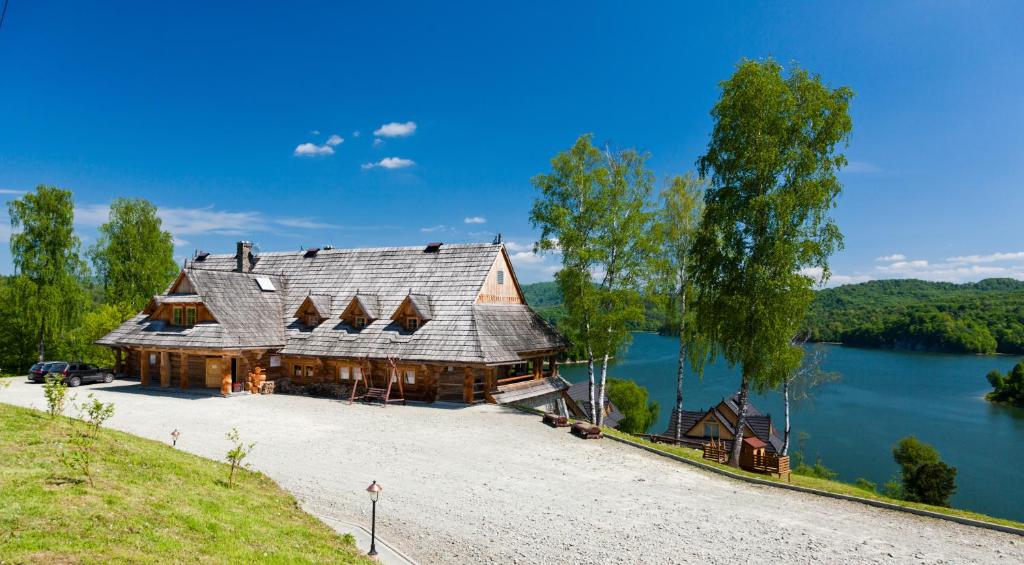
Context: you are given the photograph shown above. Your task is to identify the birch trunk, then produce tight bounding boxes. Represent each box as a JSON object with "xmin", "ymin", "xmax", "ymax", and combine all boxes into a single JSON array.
[
  {"xmin": 586, "ymin": 345, "xmax": 597, "ymax": 425},
  {"xmin": 597, "ymin": 352, "xmax": 610, "ymax": 427},
  {"xmin": 728, "ymin": 377, "xmax": 750, "ymax": 467},
  {"xmin": 674, "ymin": 285, "xmax": 687, "ymax": 440},
  {"xmin": 782, "ymin": 379, "xmax": 791, "ymax": 456},
  {"xmin": 37, "ymin": 317, "xmax": 46, "ymax": 363}
]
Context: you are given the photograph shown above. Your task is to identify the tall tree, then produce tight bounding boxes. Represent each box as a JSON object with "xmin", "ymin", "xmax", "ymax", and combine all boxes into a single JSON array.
[
  {"xmin": 89, "ymin": 197, "xmax": 178, "ymax": 310},
  {"xmin": 531, "ymin": 135, "xmax": 657, "ymax": 425},
  {"xmin": 8, "ymin": 185, "xmax": 88, "ymax": 362},
  {"xmin": 688, "ymin": 59, "xmax": 853, "ymax": 466},
  {"xmin": 780, "ymin": 338, "xmax": 840, "ymax": 455},
  {"xmin": 653, "ymin": 173, "xmax": 705, "ymax": 439}
]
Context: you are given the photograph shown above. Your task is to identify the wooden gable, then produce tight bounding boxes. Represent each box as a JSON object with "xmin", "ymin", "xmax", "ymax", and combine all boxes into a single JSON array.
[
  {"xmin": 391, "ymin": 294, "xmax": 432, "ymax": 331},
  {"xmin": 339, "ymin": 293, "xmax": 379, "ymax": 329},
  {"xmin": 476, "ymin": 246, "xmax": 525, "ymax": 304},
  {"xmin": 685, "ymin": 410, "xmax": 735, "ymax": 440},
  {"xmin": 294, "ymin": 294, "xmax": 332, "ymax": 326}
]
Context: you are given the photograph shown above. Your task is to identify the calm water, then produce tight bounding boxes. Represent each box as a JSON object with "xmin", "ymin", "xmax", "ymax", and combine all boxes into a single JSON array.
[{"xmin": 560, "ymin": 333, "xmax": 1024, "ymax": 522}]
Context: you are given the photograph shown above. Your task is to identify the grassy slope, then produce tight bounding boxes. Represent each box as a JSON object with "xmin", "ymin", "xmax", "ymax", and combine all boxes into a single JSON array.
[
  {"xmin": 600, "ymin": 427, "xmax": 1024, "ymax": 530},
  {"xmin": 0, "ymin": 402, "xmax": 369, "ymax": 564}
]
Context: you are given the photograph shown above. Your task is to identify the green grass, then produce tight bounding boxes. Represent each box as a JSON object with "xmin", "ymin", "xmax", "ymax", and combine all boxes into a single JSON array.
[
  {"xmin": 0, "ymin": 403, "xmax": 370, "ymax": 564},
  {"xmin": 601, "ymin": 427, "xmax": 1024, "ymax": 530}
]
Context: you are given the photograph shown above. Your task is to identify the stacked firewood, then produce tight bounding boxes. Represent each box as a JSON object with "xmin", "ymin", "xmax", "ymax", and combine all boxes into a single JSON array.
[{"xmin": 248, "ymin": 367, "xmax": 266, "ymax": 394}]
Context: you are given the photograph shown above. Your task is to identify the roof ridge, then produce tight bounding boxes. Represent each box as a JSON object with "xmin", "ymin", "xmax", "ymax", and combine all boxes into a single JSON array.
[{"xmin": 199, "ymin": 242, "xmax": 500, "ymax": 259}]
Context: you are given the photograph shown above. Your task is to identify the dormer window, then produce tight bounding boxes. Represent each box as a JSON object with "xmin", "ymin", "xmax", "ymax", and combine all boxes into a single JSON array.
[
  {"xmin": 185, "ymin": 307, "xmax": 197, "ymax": 327},
  {"xmin": 406, "ymin": 317, "xmax": 420, "ymax": 331},
  {"xmin": 172, "ymin": 307, "xmax": 183, "ymax": 326},
  {"xmin": 305, "ymin": 314, "xmax": 320, "ymax": 327},
  {"xmin": 355, "ymin": 316, "xmax": 367, "ymax": 329},
  {"xmin": 172, "ymin": 305, "xmax": 197, "ymax": 327}
]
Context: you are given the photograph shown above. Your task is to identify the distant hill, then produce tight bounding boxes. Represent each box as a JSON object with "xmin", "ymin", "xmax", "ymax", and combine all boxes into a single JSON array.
[{"xmin": 522, "ymin": 278, "xmax": 1024, "ymax": 355}]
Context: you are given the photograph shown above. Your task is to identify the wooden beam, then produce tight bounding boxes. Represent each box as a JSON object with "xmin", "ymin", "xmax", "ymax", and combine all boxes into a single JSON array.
[
  {"xmin": 140, "ymin": 349, "xmax": 150, "ymax": 386},
  {"xmin": 484, "ymin": 367, "xmax": 496, "ymax": 404},
  {"xmin": 220, "ymin": 356, "xmax": 232, "ymax": 396},
  {"xmin": 180, "ymin": 352, "xmax": 189, "ymax": 389},
  {"xmin": 463, "ymin": 367, "xmax": 474, "ymax": 404},
  {"xmin": 533, "ymin": 358, "xmax": 543, "ymax": 380},
  {"xmin": 159, "ymin": 351, "xmax": 171, "ymax": 387}
]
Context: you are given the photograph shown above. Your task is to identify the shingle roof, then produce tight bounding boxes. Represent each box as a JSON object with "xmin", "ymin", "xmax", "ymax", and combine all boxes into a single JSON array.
[
  {"xmin": 98, "ymin": 269, "xmax": 286, "ymax": 349},
  {"xmin": 564, "ymin": 379, "xmax": 624, "ymax": 428},
  {"xmin": 100, "ymin": 243, "xmax": 566, "ymax": 364},
  {"xmin": 663, "ymin": 398, "xmax": 784, "ymax": 454},
  {"xmin": 492, "ymin": 376, "xmax": 567, "ymax": 404}
]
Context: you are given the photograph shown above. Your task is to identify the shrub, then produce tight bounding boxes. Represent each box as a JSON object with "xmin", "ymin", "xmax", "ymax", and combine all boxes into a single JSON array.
[
  {"xmin": 892, "ymin": 435, "xmax": 957, "ymax": 506},
  {"xmin": 42, "ymin": 374, "xmax": 70, "ymax": 418},
  {"xmin": 906, "ymin": 461, "xmax": 957, "ymax": 506},
  {"xmin": 224, "ymin": 428, "xmax": 254, "ymax": 488},
  {"xmin": 853, "ymin": 477, "xmax": 877, "ymax": 493},
  {"xmin": 605, "ymin": 377, "xmax": 659, "ymax": 434},
  {"xmin": 58, "ymin": 394, "xmax": 116, "ymax": 486},
  {"xmin": 793, "ymin": 458, "xmax": 837, "ymax": 480}
]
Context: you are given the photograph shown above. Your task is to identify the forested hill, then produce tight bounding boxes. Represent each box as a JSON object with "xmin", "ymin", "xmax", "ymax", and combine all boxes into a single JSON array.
[{"xmin": 522, "ymin": 278, "xmax": 1024, "ymax": 354}]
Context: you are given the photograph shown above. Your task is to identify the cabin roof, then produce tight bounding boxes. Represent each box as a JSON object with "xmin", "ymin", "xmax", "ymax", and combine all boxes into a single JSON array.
[
  {"xmin": 665, "ymin": 395, "xmax": 785, "ymax": 454},
  {"xmin": 296, "ymin": 294, "xmax": 333, "ymax": 319},
  {"xmin": 100, "ymin": 242, "xmax": 567, "ymax": 363},
  {"xmin": 563, "ymin": 379, "xmax": 624, "ymax": 428}
]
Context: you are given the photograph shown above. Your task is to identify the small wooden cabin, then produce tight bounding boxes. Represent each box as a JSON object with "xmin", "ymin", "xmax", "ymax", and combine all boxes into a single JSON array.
[
  {"xmin": 98, "ymin": 241, "xmax": 568, "ymax": 404},
  {"xmin": 661, "ymin": 394, "xmax": 784, "ymax": 455}
]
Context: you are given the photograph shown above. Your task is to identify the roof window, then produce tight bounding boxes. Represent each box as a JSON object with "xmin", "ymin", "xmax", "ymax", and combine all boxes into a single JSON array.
[
  {"xmin": 424, "ymin": 242, "xmax": 443, "ymax": 253},
  {"xmin": 255, "ymin": 276, "xmax": 276, "ymax": 292},
  {"xmin": 304, "ymin": 247, "xmax": 321, "ymax": 257}
]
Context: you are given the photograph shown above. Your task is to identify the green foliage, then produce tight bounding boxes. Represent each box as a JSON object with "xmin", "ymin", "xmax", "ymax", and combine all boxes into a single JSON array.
[
  {"xmin": 985, "ymin": 361, "xmax": 1024, "ymax": 406},
  {"xmin": 89, "ymin": 197, "xmax": 179, "ymax": 311},
  {"xmin": 78, "ymin": 393, "xmax": 116, "ymax": 436},
  {"xmin": 7, "ymin": 186, "xmax": 90, "ymax": 362},
  {"xmin": 605, "ymin": 377, "xmax": 659, "ymax": 434},
  {"xmin": 61, "ymin": 302, "xmax": 137, "ymax": 367},
  {"xmin": 793, "ymin": 458, "xmax": 838, "ymax": 480},
  {"xmin": 225, "ymin": 428, "xmax": 255, "ymax": 488},
  {"xmin": 58, "ymin": 395, "xmax": 116, "ymax": 487},
  {"xmin": 853, "ymin": 477, "xmax": 877, "ymax": 493},
  {"xmin": 42, "ymin": 373, "xmax": 70, "ymax": 418},
  {"xmin": 804, "ymin": 278, "xmax": 1024, "ymax": 354},
  {"xmin": 688, "ymin": 58, "xmax": 853, "ymax": 400},
  {"xmin": 529, "ymin": 135, "xmax": 658, "ymax": 424},
  {"xmin": 892, "ymin": 436, "xmax": 957, "ymax": 506}
]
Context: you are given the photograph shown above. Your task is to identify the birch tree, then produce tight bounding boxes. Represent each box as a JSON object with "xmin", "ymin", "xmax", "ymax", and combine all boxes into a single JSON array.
[
  {"xmin": 688, "ymin": 59, "xmax": 853, "ymax": 466},
  {"xmin": 781, "ymin": 339, "xmax": 840, "ymax": 455},
  {"xmin": 653, "ymin": 174, "xmax": 704, "ymax": 439},
  {"xmin": 8, "ymin": 186, "xmax": 88, "ymax": 362},
  {"xmin": 531, "ymin": 135, "xmax": 656, "ymax": 425},
  {"xmin": 89, "ymin": 197, "xmax": 179, "ymax": 310}
]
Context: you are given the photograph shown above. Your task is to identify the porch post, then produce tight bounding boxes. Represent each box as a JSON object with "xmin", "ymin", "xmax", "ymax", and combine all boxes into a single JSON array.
[
  {"xmin": 140, "ymin": 349, "xmax": 150, "ymax": 386},
  {"xmin": 159, "ymin": 351, "xmax": 171, "ymax": 387},
  {"xmin": 114, "ymin": 348, "xmax": 123, "ymax": 375},
  {"xmin": 463, "ymin": 367, "xmax": 474, "ymax": 403},
  {"xmin": 533, "ymin": 358, "xmax": 543, "ymax": 380},
  {"xmin": 180, "ymin": 352, "xmax": 189, "ymax": 389}
]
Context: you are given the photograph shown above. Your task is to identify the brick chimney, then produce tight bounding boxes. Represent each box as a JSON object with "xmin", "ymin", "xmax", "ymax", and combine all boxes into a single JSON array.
[{"xmin": 236, "ymin": 240, "xmax": 254, "ymax": 273}]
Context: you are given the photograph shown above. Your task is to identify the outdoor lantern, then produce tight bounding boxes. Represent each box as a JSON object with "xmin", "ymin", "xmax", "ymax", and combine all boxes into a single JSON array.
[
  {"xmin": 366, "ymin": 480, "xmax": 383, "ymax": 557},
  {"xmin": 170, "ymin": 429, "xmax": 181, "ymax": 447}
]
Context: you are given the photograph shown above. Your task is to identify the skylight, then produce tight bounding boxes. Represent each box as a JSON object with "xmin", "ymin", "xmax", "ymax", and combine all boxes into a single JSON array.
[{"xmin": 255, "ymin": 276, "xmax": 276, "ymax": 292}]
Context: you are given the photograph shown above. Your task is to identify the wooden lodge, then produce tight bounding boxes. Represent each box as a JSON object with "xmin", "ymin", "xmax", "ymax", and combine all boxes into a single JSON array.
[
  {"xmin": 98, "ymin": 241, "xmax": 568, "ymax": 406},
  {"xmin": 659, "ymin": 395, "xmax": 785, "ymax": 455}
]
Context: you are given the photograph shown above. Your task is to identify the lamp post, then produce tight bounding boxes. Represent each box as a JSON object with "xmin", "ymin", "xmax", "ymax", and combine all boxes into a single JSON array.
[{"xmin": 366, "ymin": 480, "xmax": 383, "ymax": 558}]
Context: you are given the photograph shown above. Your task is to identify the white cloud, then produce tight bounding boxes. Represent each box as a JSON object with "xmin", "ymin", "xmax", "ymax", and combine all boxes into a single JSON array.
[
  {"xmin": 844, "ymin": 160, "xmax": 881, "ymax": 174},
  {"xmin": 294, "ymin": 142, "xmax": 335, "ymax": 156},
  {"xmin": 74, "ymin": 203, "xmax": 112, "ymax": 227},
  {"xmin": 373, "ymin": 121, "xmax": 417, "ymax": 138},
  {"xmin": 372, "ymin": 138, "xmax": 385, "ymax": 147},
  {"xmin": 800, "ymin": 266, "xmax": 873, "ymax": 288},
  {"xmin": 503, "ymin": 240, "xmax": 531, "ymax": 252},
  {"xmin": 420, "ymin": 225, "xmax": 448, "ymax": 233},
  {"xmin": 326, "ymin": 134, "xmax": 344, "ymax": 146},
  {"xmin": 875, "ymin": 254, "xmax": 906, "ymax": 262},
  {"xmin": 945, "ymin": 251, "xmax": 1024, "ymax": 265},
  {"xmin": 510, "ymin": 251, "xmax": 545, "ymax": 264},
  {"xmin": 352, "ymin": 130, "xmax": 361, "ymax": 138},
  {"xmin": 361, "ymin": 157, "xmax": 415, "ymax": 170},
  {"xmin": 0, "ymin": 188, "xmax": 26, "ymax": 195},
  {"xmin": 310, "ymin": 130, "xmax": 320, "ymax": 135},
  {"xmin": 274, "ymin": 217, "xmax": 341, "ymax": 230},
  {"xmin": 464, "ymin": 216, "xmax": 486, "ymax": 224}
]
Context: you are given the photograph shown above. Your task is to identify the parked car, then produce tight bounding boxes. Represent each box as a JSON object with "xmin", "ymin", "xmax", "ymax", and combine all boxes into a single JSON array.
[
  {"xmin": 28, "ymin": 362, "xmax": 65, "ymax": 383},
  {"xmin": 44, "ymin": 362, "xmax": 115, "ymax": 387}
]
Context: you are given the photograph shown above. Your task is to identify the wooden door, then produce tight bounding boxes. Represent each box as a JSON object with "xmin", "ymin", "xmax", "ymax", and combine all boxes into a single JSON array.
[{"xmin": 205, "ymin": 358, "xmax": 223, "ymax": 388}]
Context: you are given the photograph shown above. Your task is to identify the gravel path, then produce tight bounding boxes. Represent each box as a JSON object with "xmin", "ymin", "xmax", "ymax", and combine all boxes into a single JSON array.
[{"xmin": 3, "ymin": 379, "xmax": 1021, "ymax": 564}]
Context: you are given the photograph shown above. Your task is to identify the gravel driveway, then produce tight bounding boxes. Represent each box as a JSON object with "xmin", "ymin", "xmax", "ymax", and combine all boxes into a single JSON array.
[{"xmin": 3, "ymin": 378, "xmax": 1020, "ymax": 564}]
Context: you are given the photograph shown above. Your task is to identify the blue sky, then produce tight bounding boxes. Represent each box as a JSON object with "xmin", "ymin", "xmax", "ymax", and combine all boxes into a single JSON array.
[{"xmin": 1, "ymin": 1, "xmax": 1022, "ymax": 284}]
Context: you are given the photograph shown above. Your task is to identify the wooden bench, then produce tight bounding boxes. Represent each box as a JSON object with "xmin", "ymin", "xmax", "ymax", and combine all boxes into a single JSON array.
[
  {"xmin": 361, "ymin": 387, "xmax": 388, "ymax": 404},
  {"xmin": 571, "ymin": 422, "xmax": 602, "ymax": 439},
  {"xmin": 542, "ymin": 412, "xmax": 569, "ymax": 428}
]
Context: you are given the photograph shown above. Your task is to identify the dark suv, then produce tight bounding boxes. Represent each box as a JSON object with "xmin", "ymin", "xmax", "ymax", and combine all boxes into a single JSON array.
[
  {"xmin": 42, "ymin": 362, "xmax": 114, "ymax": 387},
  {"xmin": 28, "ymin": 362, "xmax": 66, "ymax": 383}
]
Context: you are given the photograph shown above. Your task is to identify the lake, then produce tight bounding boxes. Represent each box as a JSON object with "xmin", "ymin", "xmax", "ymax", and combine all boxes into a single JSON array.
[{"xmin": 559, "ymin": 332, "xmax": 1024, "ymax": 522}]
